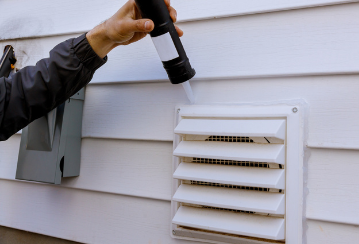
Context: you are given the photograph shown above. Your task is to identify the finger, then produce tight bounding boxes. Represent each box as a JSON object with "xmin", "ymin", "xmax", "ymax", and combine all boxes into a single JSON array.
[
  {"xmin": 168, "ymin": 6, "xmax": 177, "ymax": 23},
  {"xmin": 127, "ymin": 18, "xmax": 154, "ymax": 33},
  {"xmin": 133, "ymin": 1, "xmax": 142, "ymax": 19},
  {"xmin": 164, "ymin": 0, "xmax": 170, "ymax": 8},
  {"xmin": 123, "ymin": 0, "xmax": 137, "ymax": 13},
  {"xmin": 175, "ymin": 25, "xmax": 183, "ymax": 37}
]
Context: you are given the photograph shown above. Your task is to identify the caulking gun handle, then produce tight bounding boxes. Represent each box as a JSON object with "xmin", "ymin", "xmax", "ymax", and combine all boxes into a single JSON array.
[{"xmin": 0, "ymin": 45, "xmax": 17, "ymax": 78}]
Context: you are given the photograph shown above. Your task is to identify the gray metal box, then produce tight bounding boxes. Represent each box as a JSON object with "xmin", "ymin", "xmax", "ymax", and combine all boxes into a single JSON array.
[{"xmin": 16, "ymin": 88, "xmax": 85, "ymax": 184}]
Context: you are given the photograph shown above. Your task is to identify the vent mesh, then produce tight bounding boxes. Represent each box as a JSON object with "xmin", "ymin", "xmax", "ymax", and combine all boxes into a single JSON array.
[
  {"xmin": 181, "ymin": 203, "xmax": 256, "ymax": 214},
  {"xmin": 190, "ymin": 181, "xmax": 270, "ymax": 192},
  {"xmin": 202, "ymin": 206, "xmax": 255, "ymax": 214},
  {"xmin": 206, "ymin": 136, "xmax": 254, "ymax": 143},
  {"xmin": 192, "ymin": 158, "xmax": 270, "ymax": 168}
]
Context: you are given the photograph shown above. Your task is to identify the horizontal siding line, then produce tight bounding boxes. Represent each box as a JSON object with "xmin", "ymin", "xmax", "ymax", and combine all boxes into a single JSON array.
[
  {"xmin": 88, "ymin": 79, "xmax": 169, "ymax": 86},
  {"xmin": 15, "ymin": 134, "xmax": 359, "ymax": 150},
  {"xmin": 306, "ymin": 216, "xmax": 359, "ymax": 226},
  {"xmin": 80, "ymin": 137, "xmax": 359, "ymax": 150},
  {"xmin": 88, "ymin": 71, "xmax": 359, "ymax": 85},
  {"xmin": 81, "ymin": 137, "xmax": 359, "ymax": 150},
  {"xmin": 81, "ymin": 135, "xmax": 173, "ymax": 142},
  {"xmin": 178, "ymin": 0, "xmax": 359, "ymax": 23},
  {"xmin": 0, "ymin": 31, "xmax": 86, "ymax": 42},
  {"xmin": 13, "ymin": 133, "xmax": 173, "ymax": 141},
  {"xmin": 0, "ymin": 177, "xmax": 171, "ymax": 202},
  {"xmin": 307, "ymin": 142, "xmax": 359, "ymax": 150},
  {"xmin": 1, "ymin": 1, "xmax": 359, "ymax": 41}
]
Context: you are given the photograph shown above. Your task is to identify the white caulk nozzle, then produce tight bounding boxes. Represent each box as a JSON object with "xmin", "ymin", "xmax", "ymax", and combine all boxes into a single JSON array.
[{"xmin": 181, "ymin": 81, "xmax": 195, "ymax": 104}]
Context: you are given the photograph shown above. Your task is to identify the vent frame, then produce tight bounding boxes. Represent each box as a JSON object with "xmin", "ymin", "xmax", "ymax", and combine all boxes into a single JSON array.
[{"xmin": 171, "ymin": 105, "xmax": 303, "ymax": 244}]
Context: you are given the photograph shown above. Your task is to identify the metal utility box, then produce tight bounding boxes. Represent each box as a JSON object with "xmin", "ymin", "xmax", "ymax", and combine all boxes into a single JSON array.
[{"xmin": 16, "ymin": 88, "xmax": 85, "ymax": 184}]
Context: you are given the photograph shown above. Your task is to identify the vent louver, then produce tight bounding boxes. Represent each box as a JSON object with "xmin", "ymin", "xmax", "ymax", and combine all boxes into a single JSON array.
[
  {"xmin": 172, "ymin": 118, "xmax": 286, "ymax": 241},
  {"xmin": 171, "ymin": 105, "xmax": 303, "ymax": 244},
  {"xmin": 171, "ymin": 107, "xmax": 295, "ymax": 243}
]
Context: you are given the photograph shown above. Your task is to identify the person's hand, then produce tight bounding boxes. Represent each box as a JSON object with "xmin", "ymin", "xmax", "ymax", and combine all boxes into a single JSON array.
[
  {"xmin": 86, "ymin": 0, "xmax": 183, "ymax": 58},
  {"xmin": 105, "ymin": 0, "xmax": 183, "ymax": 45}
]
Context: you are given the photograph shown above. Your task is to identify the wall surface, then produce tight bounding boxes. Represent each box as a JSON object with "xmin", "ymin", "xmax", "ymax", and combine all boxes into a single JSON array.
[{"xmin": 1, "ymin": 0, "xmax": 359, "ymax": 243}]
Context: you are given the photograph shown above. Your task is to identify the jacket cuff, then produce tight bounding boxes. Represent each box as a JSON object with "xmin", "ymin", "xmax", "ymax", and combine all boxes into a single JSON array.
[{"xmin": 72, "ymin": 33, "xmax": 107, "ymax": 71}]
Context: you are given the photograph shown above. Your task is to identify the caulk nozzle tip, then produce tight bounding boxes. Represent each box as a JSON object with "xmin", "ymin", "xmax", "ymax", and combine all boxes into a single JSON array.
[{"xmin": 181, "ymin": 81, "xmax": 195, "ymax": 104}]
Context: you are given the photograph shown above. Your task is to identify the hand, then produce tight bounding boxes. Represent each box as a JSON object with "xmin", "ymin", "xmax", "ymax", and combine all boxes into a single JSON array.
[{"xmin": 86, "ymin": 0, "xmax": 183, "ymax": 58}]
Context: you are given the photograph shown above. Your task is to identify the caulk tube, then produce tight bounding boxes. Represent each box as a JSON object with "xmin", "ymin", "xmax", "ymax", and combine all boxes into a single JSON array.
[{"xmin": 135, "ymin": 0, "xmax": 196, "ymax": 84}]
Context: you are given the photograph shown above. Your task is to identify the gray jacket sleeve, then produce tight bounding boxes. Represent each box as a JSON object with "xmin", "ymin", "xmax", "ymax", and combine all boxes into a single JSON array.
[{"xmin": 0, "ymin": 33, "xmax": 106, "ymax": 141}]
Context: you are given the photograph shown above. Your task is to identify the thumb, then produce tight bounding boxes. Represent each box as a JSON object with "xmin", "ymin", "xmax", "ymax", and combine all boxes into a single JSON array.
[{"xmin": 128, "ymin": 19, "xmax": 154, "ymax": 33}]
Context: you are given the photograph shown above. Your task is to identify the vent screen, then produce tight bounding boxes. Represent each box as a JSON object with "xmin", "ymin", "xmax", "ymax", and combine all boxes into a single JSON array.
[
  {"xmin": 206, "ymin": 136, "xmax": 254, "ymax": 143},
  {"xmin": 192, "ymin": 158, "xmax": 270, "ymax": 168},
  {"xmin": 189, "ymin": 180, "xmax": 271, "ymax": 192}
]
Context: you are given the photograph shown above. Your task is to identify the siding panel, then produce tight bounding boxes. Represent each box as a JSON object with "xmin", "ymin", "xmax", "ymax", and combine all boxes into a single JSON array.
[
  {"xmin": 64, "ymin": 138, "xmax": 173, "ymax": 200},
  {"xmin": 193, "ymin": 76, "xmax": 359, "ymax": 149},
  {"xmin": 0, "ymin": 179, "xmax": 198, "ymax": 244},
  {"xmin": 306, "ymin": 149, "xmax": 359, "ymax": 225},
  {"xmin": 1, "ymin": 0, "xmax": 358, "ymax": 40},
  {"xmin": 82, "ymin": 75, "xmax": 359, "ymax": 148},
  {"xmin": 2, "ymin": 3, "xmax": 359, "ymax": 83},
  {"xmin": 0, "ymin": 34, "xmax": 75, "ymax": 70},
  {"xmin": 2, "ymin": 136, "xmax": 359, "ymax": 226},
  {"xmin": 0, "ymin": 137, "xmax": 173, "ymax": 200},
  {"xmin": 0, "ymin": 135, "xmax": 20, "ymax": 180},
  {"xmin": 307, "ymin": 220, "xmax": 359, "ymax": 244},
  {"xmin": 1, "ymin": 179, "xmax": 359, "ymax": 244},
  {"xmin": 4, "ymin": 76, "xmax": 358, "ymax": 153},
  {"xmin": 82, "ymin": 83, "xmax": 188, "ymax": 141}
]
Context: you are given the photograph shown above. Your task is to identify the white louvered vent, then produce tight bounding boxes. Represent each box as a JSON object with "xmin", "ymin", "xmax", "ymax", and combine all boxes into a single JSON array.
[{"xmin": 171, "ymin": 105, "xmax": 303, "ymax": 244}]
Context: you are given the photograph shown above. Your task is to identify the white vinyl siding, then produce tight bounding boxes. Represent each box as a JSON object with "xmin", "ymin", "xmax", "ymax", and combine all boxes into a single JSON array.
[
  {"xmin": 0, "ymin": 179, "xmax": 199, "ymax": 244},
  {"xmin": 1, "ymin": 3, "xmax": 359, "ymax": 84},
  {"xmin": 1, "ymin": 0, "xmax": 358, "ymax": 40},
  {"xmin": 2, "ymin": 136, "xmax": 359, "ymax": 227}
]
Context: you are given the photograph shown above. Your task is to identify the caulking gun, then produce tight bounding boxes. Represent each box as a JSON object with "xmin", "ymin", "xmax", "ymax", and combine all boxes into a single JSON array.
[{"xmin": 135, "ymin": 0, "xmax": 196, "ymax": 103}]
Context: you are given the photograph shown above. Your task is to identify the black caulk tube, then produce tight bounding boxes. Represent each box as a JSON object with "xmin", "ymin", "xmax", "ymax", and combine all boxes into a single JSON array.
[{"xmin": 135, "ymin": 0, "xmax": 196, "ymax": 84}]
